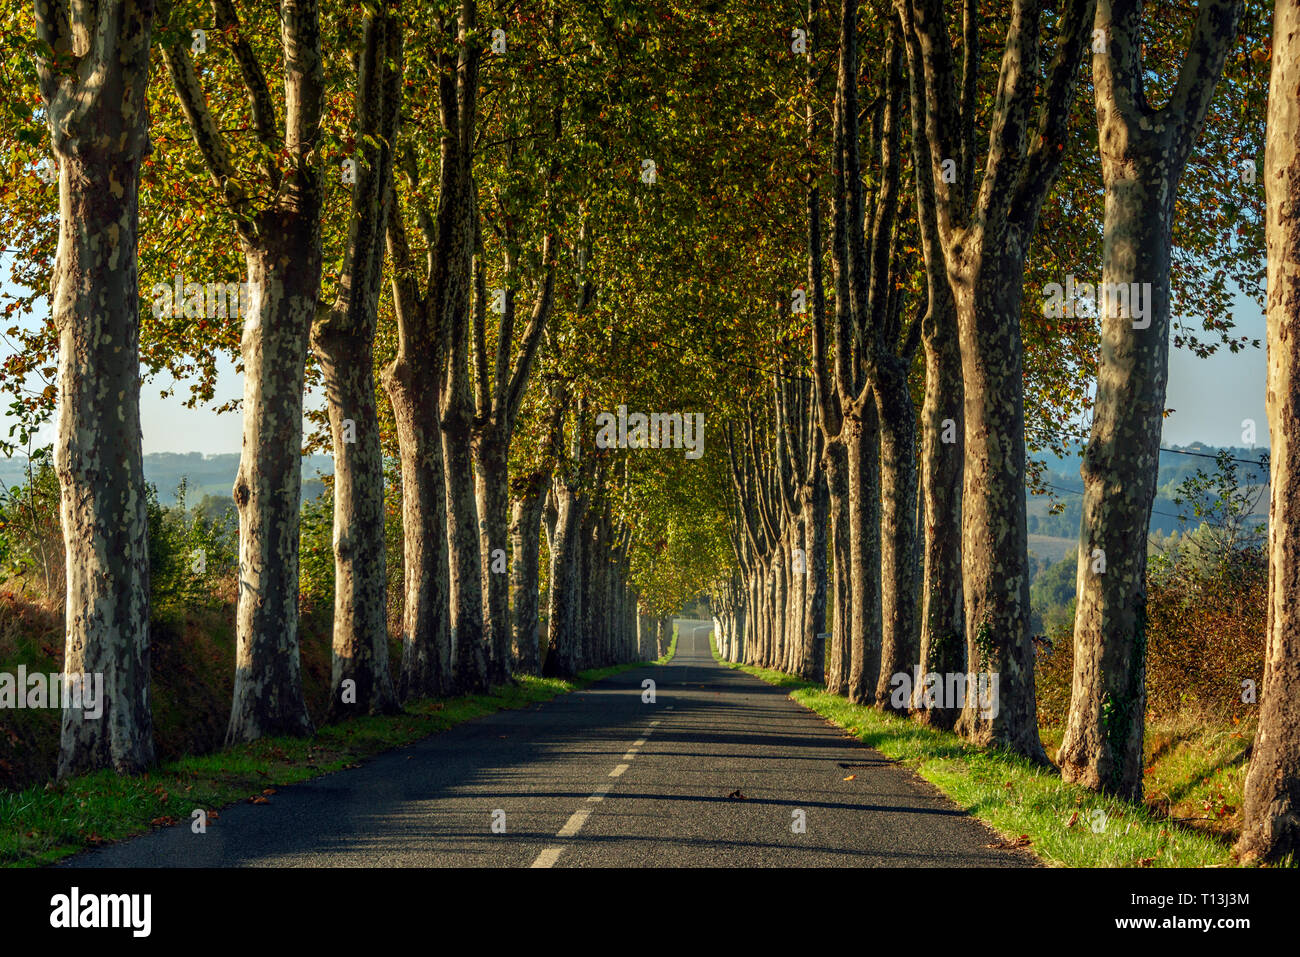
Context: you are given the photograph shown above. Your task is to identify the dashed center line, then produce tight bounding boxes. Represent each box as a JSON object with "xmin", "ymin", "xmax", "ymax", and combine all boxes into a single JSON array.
[
  {"xmin": 528, "ymin": 723, "xmax": 659, "ymax": 867},
  {"xmin": 557, "ymin": 807, "xmax": 592, "ymax": 837},
  {"xmin": 530, "ymin": 847, "xmax": 563, "ymax": 868}
]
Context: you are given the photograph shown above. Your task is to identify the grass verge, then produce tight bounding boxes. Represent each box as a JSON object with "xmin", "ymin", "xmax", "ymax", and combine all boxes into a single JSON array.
[
  {"xmin": 708, "ymin": 638, "xmax": 1239, "ymax": 868},
  {"xmin": 655, "ymin": 625, "xmax": 679, "ymax": 664},
  {"xmin": 1, "ymin": 663, "xmax": 639, "ymax": 868}
]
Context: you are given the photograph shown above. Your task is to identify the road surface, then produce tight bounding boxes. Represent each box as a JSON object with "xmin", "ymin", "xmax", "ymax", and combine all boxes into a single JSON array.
[{"xmin": 63, "ymin": 621, "xmax": 1035, "ymax": 867}]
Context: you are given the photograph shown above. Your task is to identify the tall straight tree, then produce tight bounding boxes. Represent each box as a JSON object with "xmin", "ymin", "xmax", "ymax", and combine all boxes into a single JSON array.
[
  {"xmin": 901, "ymin": 0, "xmax": 966, "ymax": 729},
  {"xmin": 385, "ymin": 154, "xmax": 453, "ymax": 700},
  {"xmin": 509, "ymin": 391, "xmax": 567, "ymax": 674},
  {"xmin": 1237, "ymin": 0, "xmax": 1300, "ymax": 865},
  {"xmin": 470, "ymin": 197, "xmax": 557, "ymax": 685},
  {"xmin": 382, "ymin": 3, "xmax": 486, "ymax": 698},
  {"xmin": 311, "ymin": 3, "xmax": 404, "ymax": 719},
  {"xmin": 37, "ymin": 0, "xmax": 157, "ymax": 777},
  {"xmin": 161, "ymin": 0, "xmax": 324, "ymax": 742},
  {"xmin": 1059, "ymin": 0, "xmax": 1243, "ymax": 800},
  {"xmin": 801, "ymin": 0, "xmax": 851, "ymax": 694},
  {"xmin": 544, "ymin": 396, "xmax": 596, "ymax": 678},
  {"xmin": 827, "ymin": 0, "xmax": 893, "ymax": 704},
  {"xmin": 899, "ymin": 0, "xmax": 1096, "ymax": 758},
  {"xmin": 437, "ymin": 0, "xmax": 489, "ymax": 694}
]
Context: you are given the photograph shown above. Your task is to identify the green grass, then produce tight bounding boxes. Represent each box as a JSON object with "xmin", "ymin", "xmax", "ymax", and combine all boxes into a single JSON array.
[
  {"xmin": 708, "ymin": 637, "xmax": 1240, "ymax": 868},
  {"xmin": 655, "ymin": 625, "xmax": 679, "ymax": 664},
  {"xmin": 1, "ymin": 664, "xmax": 639, "ymax": 868}
]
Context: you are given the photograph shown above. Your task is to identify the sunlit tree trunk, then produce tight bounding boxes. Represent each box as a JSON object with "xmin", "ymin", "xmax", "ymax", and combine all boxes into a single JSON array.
[
  {"xmin": 1060, "ymin": 0, "xmax": 1242, "ymax": 799},
  {"xmin": 1237, "ymin": 0, "xmax": 1300, "ymax": 863},
  {"xmin": 41, "ymin": 0, "xmax": 158, "ymax": 777}
]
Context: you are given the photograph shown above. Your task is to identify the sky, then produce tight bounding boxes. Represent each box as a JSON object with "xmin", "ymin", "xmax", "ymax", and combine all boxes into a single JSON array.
[{"xmin": 1161, "ymin": 287, "xmax": 1270, "ymax": 450}]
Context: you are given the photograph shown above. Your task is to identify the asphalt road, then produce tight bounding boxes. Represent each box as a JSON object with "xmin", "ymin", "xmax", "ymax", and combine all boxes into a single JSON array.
[{"xmin": 63, "ymin": 621, "xmax": 1036, "ymax": 868}]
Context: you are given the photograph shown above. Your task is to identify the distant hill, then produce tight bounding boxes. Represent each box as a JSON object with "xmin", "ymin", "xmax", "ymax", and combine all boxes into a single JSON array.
[
  {"xmin": 0, "ymin": 452, "xmax": 334, "ymax": 506},
  {"xmin": 1027, "ymin": 442, "xmax": 1269, "ymax": 542}
]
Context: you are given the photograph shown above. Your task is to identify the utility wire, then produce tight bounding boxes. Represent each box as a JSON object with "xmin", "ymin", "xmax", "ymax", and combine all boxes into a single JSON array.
[{"xmin": 1026, "ymin": 423, "xmax": 1269, "ymax": 470}]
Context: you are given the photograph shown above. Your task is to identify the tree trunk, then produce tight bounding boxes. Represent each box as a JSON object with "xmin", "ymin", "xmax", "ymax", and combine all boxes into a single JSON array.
[
  {"xmin": 1060, "ymin": 0, "xmax": 1242, "ymax": 800},
  {"xmin": 316, "ymin": 325, "xmax": 399, "ymax": 719},
  {"xmin": 846, "ymin": 398, "xmax": 882, "ymax": 704},
  {"xmin": 46, "ymin": 0, "xmax": 158, "ymax": 774},
  {"xmin": 825, "ymin": 440, "xmax": 851, "ymax": 694},
  {"xmin": 800, "ymin": 476, "xmax": 829, "ymax": 681},
  {"xmin": 226, "ymin": 222, "xmax": 321, "ymax": 744},
  {"xmin": 510, "ymin": 483, "xmax": 547, "ymax": 674},
  {"xmin": 543, "ymin": 482, "xmax": 586, "ymax": 678},
  {"xmin": 384, "ymin": 357, "xmax": 453, "ymax": 699},
  {"xmin": 443, "ymin": 419, "xmax": 488, "ymax": 692},
  {"xmin": 915, "ymin": 320, "xmax": 965, "ymax": 729},
  {"xmin": 949, "ymin": 253, "xmax": 1045, "ymax": 761},
  {"xmin": 875, "ymin": 357, "xmax": 920, "ymax": 709},
  {"xmin": 1238, "ymin": 0, "xmax": 1300, "ymax": 863},
  {"xmin": 311, "ymin": 10, "xmax": 402, "ymax": 721},
  {"xmin": 473, "ymin": 433, "xmax": 512, "ymax": 684}
]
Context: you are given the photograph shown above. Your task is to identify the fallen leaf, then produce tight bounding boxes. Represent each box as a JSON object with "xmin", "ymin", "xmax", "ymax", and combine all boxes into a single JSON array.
[
  {"xmin": 249, "ymin": 795, "xmax": 270, "ymax": 805},
  {"xmin": 1066, "ymin": 811, "xmax": 1080, "ymax": 828},
  {"xmin": 843, "ymin": 774, "xmax": 856, "ymax": 781}
]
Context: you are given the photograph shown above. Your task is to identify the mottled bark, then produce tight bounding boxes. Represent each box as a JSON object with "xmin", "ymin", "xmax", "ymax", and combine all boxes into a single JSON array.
[
  {"xmin": 1237, "ymin": 0, "xmax": 1300, "ymax": 865},
  {"xmin": 385, "ymin": 353, "xmax": 452, "ymax": 699},
  {"xmin": 948, "ymin": 254, "xmax": 1040, "ymax": 757},
  {"xmin": 312, "ymin": 8, "xmax": 402, "ymax": 720},
  {"xmin": 543, "ymin": 479, "xmax": 587, "ymax": 678},
  {"xmin": 227, "ymin": 221, "xmax": 321, "ymax": 743},
  {"xmin": 845, "ymin": 399, "xmax": 883, "ymax": 705},
  {"xmin": 901, "ymin": 0, "xmax": 964, "ymax": 729},
  {"xmin": 41, "ymin": 0, "xmax": 158, "ymax": 777},
  {"xmin": 825, "ymin": 442, "xmax": 851, "ymax": 695},
  {"xmin": 161, "ymin": 0, "xmax": 326, "ymax": 744},
  {"xmin": 443, "ymin": 415, "xmax": 488, "ymax": 692},
  {"xmin": 901, "ymin": 0, "xmax": 1095, "ymax": 759},
  {"xmin": 1060, "ymin": 0, "xmax": 1242, "ymax": 800},
  {"xmin": 915, "ymin": 326, "xmax": 965, "ymax": 728},
  {"xmin": 799, "ymin": 475, "xmax": 829, "ymax": 681},
  {"xmin": 875, "ymin": 355, "xmax": 920, "ymax": 710},
  {"xmin": 509, "ymin": 483, "xmax": 547, "ymax": 674},
  {"xmin": 472, "ymin": 433, "xmax": 511, "ymax": 683}
]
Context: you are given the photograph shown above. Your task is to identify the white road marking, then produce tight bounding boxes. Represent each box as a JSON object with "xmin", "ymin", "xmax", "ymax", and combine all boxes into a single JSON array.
[
  {"xmin": 587, "ymin": 790, "xmax": 607, "ymax": 803},
  {"xmin": 622, "ymin": 751, "xmax": 637, "ymax": 761},
  {"xmin": 557, "ymin": 807, "xmax": 592, "ymax": 837},
  {"xmin": 633, "ymin": 738, "xmax": 646, "ymax": 747},
  {"xmin": 649, "ymin": 720, "xmax": 661, "ymax": 726},
  {"xmin": 609, "ymin": 763, "xmax": 629, "ymax": 777},
  {"xmin": 531, "ymin": 847, "xmax": 563, "ymax": 868}
]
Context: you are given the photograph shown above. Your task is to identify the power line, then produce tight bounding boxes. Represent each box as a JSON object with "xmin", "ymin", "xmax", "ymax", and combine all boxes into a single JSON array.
[
  {"xmin": 1036, "ymin": 482, "xmax": 1186, "ymax": 523},
  {"xmin": 1026, "ymin": 423, "xmax": 1269, "ymax": 470}
]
